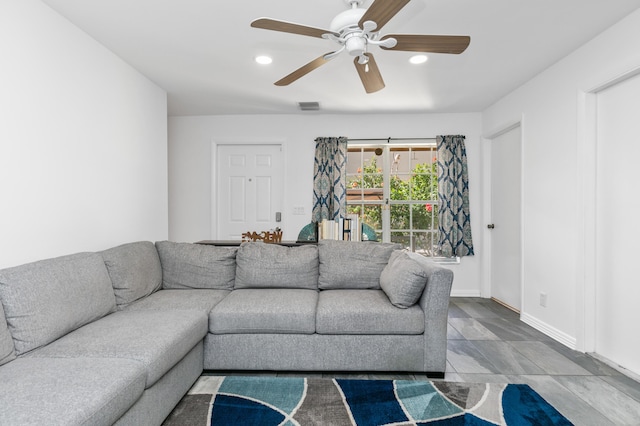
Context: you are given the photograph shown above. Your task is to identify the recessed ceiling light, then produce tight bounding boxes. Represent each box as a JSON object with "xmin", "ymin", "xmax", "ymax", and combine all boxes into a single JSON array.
[
  {"xmin": 255, "ymin": 55, "xmax": 273, "ymax": 65},
  {"xmin": 409, "ymin": 55, "xmax": 428, "ymax": 65}
]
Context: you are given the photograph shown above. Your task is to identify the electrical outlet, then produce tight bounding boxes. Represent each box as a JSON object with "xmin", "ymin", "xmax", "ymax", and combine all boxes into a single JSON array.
[
  {"xmin": 292, "ymin": 206, "xmax": 305, "ymax": 215},
  {"xmin": 539, "ymin": 292, "xmax": 548, "ymax": 308}
]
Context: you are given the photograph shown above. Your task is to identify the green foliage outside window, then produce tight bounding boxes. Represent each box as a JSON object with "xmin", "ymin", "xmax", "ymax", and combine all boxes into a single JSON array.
[{"xmin": 347, "ymin": 155, "xmax": 440, "ymax": 254}]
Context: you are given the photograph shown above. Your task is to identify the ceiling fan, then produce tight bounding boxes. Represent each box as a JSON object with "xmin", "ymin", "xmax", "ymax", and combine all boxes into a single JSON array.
[{"xmin": 251, "ymin": 0, "xmax": 470, "ymax": 93}]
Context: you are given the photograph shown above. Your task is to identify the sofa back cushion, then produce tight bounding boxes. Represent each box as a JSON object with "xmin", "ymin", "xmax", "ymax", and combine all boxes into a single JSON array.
[
  {"xmin": 101, "ymin": 241, "xmax": 162, "ymax": 309},
  {"xmin": 156, "ymin": 241, "xmax": 237, "ymax": 290},
  {"xmin": 318, "ymin": 240, "xmax": 401, "ymax": 289},
  {"xmin": 0, "ymin": 252, "xmax": 116, "ymax": 355},
  {"xmin": 0, "ymin": 302, "xmax": 16, "ymax": 366},
  {"xmin": 380, "ymin": 250, "xmax": 429, "ymax": 308},
  {"xmin": 235, "ymin": 242, "xmax": 318, "ymax": 289}
]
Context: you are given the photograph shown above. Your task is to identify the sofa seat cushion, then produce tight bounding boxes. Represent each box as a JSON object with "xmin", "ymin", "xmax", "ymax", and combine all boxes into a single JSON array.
[
  {"xmin": 316, "ymin": 290, "xmax": 425, "ymax": 335},
  {"xmin": 0, "ymin": 252, "xmax": 116, "ymax": 355},
  {"xmin": 25, "ymin": 310, "xmax": 207, "ymax": 388},
  {"xmin": 124, "ymin": 289, "xmax": 230, "ymax": 313},
  {"xmin": 101, "ymin": 241, "xmax": 162, "ymax": 309},
  {"xmin": 210, "ymin": 289, "xmax": 318, "ymax": 334},
  {"xmin": 156, "ymin": 241, "xmax": 237, "ymax": 290},
  {"xmin": 0, "ymin": 302, "xmax": 15, "ymax": 366},
  {"xmin": 0, "ymin": 357, "xmax": 145, "ymax": 426},
  {"xmin": 235, "ymin": 243, "xmax": 319, "ymax": 290},
  {"xmin": 318, "ymin": 240, "xmax": 401, "ymax": 290}
]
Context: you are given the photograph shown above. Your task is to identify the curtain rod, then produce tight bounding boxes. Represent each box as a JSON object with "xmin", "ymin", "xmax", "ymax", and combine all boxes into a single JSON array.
[{"xmin": 347, "ymin": 137, "xmax": 436, "ymax": 142}]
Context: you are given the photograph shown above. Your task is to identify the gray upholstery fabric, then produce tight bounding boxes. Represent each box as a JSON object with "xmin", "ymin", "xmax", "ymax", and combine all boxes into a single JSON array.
[
  {"xmin": 102, "ymin": 241, "xmax": 162, "ymax": 309},
  {"xmin": 380, "ymin": 250, "xmax": 429, "ymax": 308},
  {"xmin": 318, "ymin": 240, "xmax": 401, "ymax": 289},
  {"xmin": 26, "ymin": 310, "xmax": 207, "ymax": 388},
  {"xmin": 0, "ymin": 302, "xmax": 16, "ymax": 366},
  {"xmin": 414, "ymin": 253, "xmax": 454, "ymax": 372},
  {"xmin": 124, "ymin": 289, "xmax": 230, "ymax": 313},
  {"xmin": 0, "ymin": 357, "xmax": 145, "ymax": 426},
  {"xmin": 235, "ymin": 242, "xmax": 319, "ymax": 289},
  {"xmin": 115, "ymin": 342, "xmax": 203, "ymax": 426},
  {"xmin": 156, "ymin": 241, "xmax": 237, "ymax": 290},
  {"xmin": 0, "ymin": 252, "xmax": 116, "ymax": 355},
  {"xmin": 205, "ymin": 333, "xmax": 424, "ymax": 372},
  {"xmin": 210, "ymin": 289, "xmax": 318, "ymax": 334},
  {"xmin": 316, "ymin": 290, "xmax": 424, "ymax": 334}
]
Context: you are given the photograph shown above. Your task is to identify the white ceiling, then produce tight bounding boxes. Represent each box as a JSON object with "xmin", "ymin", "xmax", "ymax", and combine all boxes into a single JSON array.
[{"xmin": 41, "ymin": 0, "xmax": 640, "ymax": 116}]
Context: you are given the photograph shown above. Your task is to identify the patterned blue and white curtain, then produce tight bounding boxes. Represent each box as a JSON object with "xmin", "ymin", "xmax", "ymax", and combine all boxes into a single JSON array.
[
  {"xmin": 312, "ymin": 137, "xmax": 347, "ymax": 222},
  {"xmin": 437, "ymin": 135, "xmax": 474, "ymax": 257}
]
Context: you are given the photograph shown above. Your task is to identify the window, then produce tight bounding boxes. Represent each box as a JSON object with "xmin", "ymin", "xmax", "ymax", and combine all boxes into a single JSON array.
[{"xmin": 347, "ymin": 141, "xmax": 443, "ymax": 257}]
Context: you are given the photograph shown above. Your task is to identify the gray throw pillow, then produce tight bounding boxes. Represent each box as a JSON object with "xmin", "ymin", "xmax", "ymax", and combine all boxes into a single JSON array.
[
  {"xmin": 0, "ymin": 302, "xmax": 16, "ymax": 366},
  {"xmin": 235, "ymin": 242, "xmax": 319, "ymax": 289},
  {"xmin": 156, "ymin": 241, "xmax": 237, "ymax": 290},
  {"xmin": 380, "ymin": 250, "xmax": 429, "ymax": 308},
  {"xmin": 0, "ymin": 252, "xmax": 116, "ymax": 355},
  {"xmin": 318, "ymin": 240, "xmax": 401, "ymax": 289},
  {"xmin": 102, "ymin": 241, "xmax": 162, "ymax": 309}
]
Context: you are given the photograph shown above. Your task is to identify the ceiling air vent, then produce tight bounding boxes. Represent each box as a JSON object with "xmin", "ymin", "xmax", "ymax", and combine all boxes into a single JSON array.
[{"xmin": 298, "ymin": 102, "xmax": 320, "ymax": 111}]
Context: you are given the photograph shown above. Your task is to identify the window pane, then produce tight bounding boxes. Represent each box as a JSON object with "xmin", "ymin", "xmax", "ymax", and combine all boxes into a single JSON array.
[
  {"xmin": 391, "ymin": 231, "xmax": 410, "ymax": 250},
  {"xmin": 389, "ymin": 175, "xmax": 409, "ymax": 201},
  {"xmin": 414, "ymin": 232, "xmax": 437, "ymax": 256},
  {"xmin": 361, "ymin": 204, "xmax": 382, "ymax": 230},
  {"xmin": 410, "ymin": 161, "xmax": 438, "ymax": 201},
  {"xmin": 411, "ymin": 203, "xmax": 437, "ymax": 230},
  {"xmin": 390, "ymin": 204, "xmax": 410, "ymax": 229}
]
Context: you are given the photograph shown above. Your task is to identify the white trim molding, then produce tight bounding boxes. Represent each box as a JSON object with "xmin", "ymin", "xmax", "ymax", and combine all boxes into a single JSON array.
[
  {"xmin": 521, "ymin": 312, "xmax": 577, "ymax": 350},
  {"xmin": 451, "ymin": 290, "xmax": 482, "ymax": 298}
]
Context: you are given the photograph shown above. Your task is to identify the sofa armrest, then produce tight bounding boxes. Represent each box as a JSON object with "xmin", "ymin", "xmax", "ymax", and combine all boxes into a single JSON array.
[{"xmin": 413, "ymin": 256, "xmax": 454, "ymax": 373}]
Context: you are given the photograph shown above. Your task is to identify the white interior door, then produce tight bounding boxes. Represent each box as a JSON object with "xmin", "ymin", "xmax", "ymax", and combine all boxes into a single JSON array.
[
  {"xmin": 216, "ymin": 144, "xmax": 283, "ymax": 240},
  {"xmin": 490, "ymin": 126, "xmax": 522, "ymax": 311},
  {"xmin": 595, "ymin": 73, "xmax": 640, "ymax": 376}
]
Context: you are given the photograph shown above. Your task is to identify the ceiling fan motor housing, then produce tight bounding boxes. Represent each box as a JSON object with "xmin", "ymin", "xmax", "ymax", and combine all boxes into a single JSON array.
[{"xmin": 329, "ymin": 8, "xmax": 366, "ymax": 33}]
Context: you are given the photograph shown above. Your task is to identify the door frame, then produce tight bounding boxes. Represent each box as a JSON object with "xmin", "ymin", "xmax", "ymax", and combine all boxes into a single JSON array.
[
  {"xmin": 577, "ymin": 66, "xmax": 640, "ymax": 353},
  {"xmin": 210, "ymin": 140, "xmax": 286, "ymax": 240},
  {"xmin": 482, "ymin": 117, "xmax": 525, "ymax": 311}
]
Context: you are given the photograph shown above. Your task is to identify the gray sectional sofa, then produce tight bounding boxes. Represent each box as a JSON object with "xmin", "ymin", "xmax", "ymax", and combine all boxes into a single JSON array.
[{"xmin": 0, "ymin": 239, "xmax": 454, "ymax": 426}]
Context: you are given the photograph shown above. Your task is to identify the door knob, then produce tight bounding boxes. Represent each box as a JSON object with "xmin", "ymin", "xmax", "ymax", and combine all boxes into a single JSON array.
[{"xmin": 487, "ymin": 224, "xmax": 495, "ymax": 229}]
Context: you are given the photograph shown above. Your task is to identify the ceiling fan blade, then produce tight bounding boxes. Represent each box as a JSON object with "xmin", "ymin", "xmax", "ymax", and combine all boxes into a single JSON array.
[
  {"xmin": 275, "ymin": 53, "xmax": 334, "ymax": 86},
  {"xmin": 381, "ymin": 34, "xmax": 470, "ymax": 54},
  {"xmin": 359, "ymin": 0, "xmax": 411, "ymax": 31},
  {"xmin": 251, "ymin": 18, "xmax": 337, "ymax": 39},
  {"xmin": 354, "ymin": 54, "xmax": 385, "ymax": 94}
]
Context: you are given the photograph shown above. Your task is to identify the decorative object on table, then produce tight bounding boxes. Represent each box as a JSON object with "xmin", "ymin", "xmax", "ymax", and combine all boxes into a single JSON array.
[
  {"xmin": 296, "ymin": 222, "xmax": 318, "ymax": 242},
  {"xmin": 297, "ymin": 220, "xmax": 378, "ymax": 242},
  {"xmin": 361, "ymin": 223, "xmax": 377, "ymax": 241},
  {"xmin": 163, "ymin": 376, "xmax": 572, "ymax": 426},
  {"xmin": 241, "ymin": 229, "xmax": 282, "ymax": 243}
]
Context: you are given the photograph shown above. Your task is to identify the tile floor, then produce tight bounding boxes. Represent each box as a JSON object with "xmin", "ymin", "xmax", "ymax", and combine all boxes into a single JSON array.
[
  {"xmin": 207, "ymin": 297, "xmax": 640, "ymax": 425},
  {"xmin": 442, "ymin": 297, "xmax": 640, "ymax": 425}
]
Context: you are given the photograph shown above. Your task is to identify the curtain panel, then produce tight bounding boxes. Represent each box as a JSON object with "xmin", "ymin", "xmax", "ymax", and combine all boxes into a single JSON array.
[
  {"xmin": 437, "ymin": 135, "xmax": 474, "ymax": 257},
  {"xmin": 312, "ymin": 136, "xmax": 348, "ymax": 222}
]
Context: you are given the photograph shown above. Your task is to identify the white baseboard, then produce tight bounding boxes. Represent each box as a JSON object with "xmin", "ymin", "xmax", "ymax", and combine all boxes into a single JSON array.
[
  {"xmin": 450, "ymin": 290, "xmax": 482, "ymax": 298},
  {"xmin": 520, "ymin": 312, "xmax": 577, "ymax": 350}
]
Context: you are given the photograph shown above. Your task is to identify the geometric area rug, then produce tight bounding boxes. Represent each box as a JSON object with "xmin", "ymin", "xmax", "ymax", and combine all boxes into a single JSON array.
[{"xmin": 162, "ymin": 376, "xmax": 573, "ymax": 425}]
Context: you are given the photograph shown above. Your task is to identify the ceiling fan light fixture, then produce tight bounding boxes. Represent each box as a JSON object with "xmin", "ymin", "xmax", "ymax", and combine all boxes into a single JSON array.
[
  {"xmin": 255, "ymin": 55, "xmax": 273, "ymax": 65},
  {"xmin": 409, "ymin": 54, "xmax": 428, "ymax": 64}
]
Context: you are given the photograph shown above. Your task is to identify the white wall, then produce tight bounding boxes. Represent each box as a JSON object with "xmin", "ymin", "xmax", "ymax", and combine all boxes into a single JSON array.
[
  {"xmin": 0, "ymin": 1, "xmax": 168, "ymax": 269},
  {"xmin": 168, "ymin": 113, "xmax": 484, "ymax": 295},
  {"xmin": 482, "ymin": 9, "xmax": 640, "ymax": 352}
]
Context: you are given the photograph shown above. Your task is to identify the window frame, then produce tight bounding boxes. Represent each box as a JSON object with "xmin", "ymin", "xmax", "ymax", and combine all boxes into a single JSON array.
[{"xmin": 346, "ymin": 140, "xmax": 458, "ymax": 262}]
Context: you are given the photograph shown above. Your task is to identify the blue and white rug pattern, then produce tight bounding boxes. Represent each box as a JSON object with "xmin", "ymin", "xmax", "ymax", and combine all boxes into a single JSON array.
[{"xmin": 164, "ymin": 376, "xmax": 573, "ymax": 425}]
